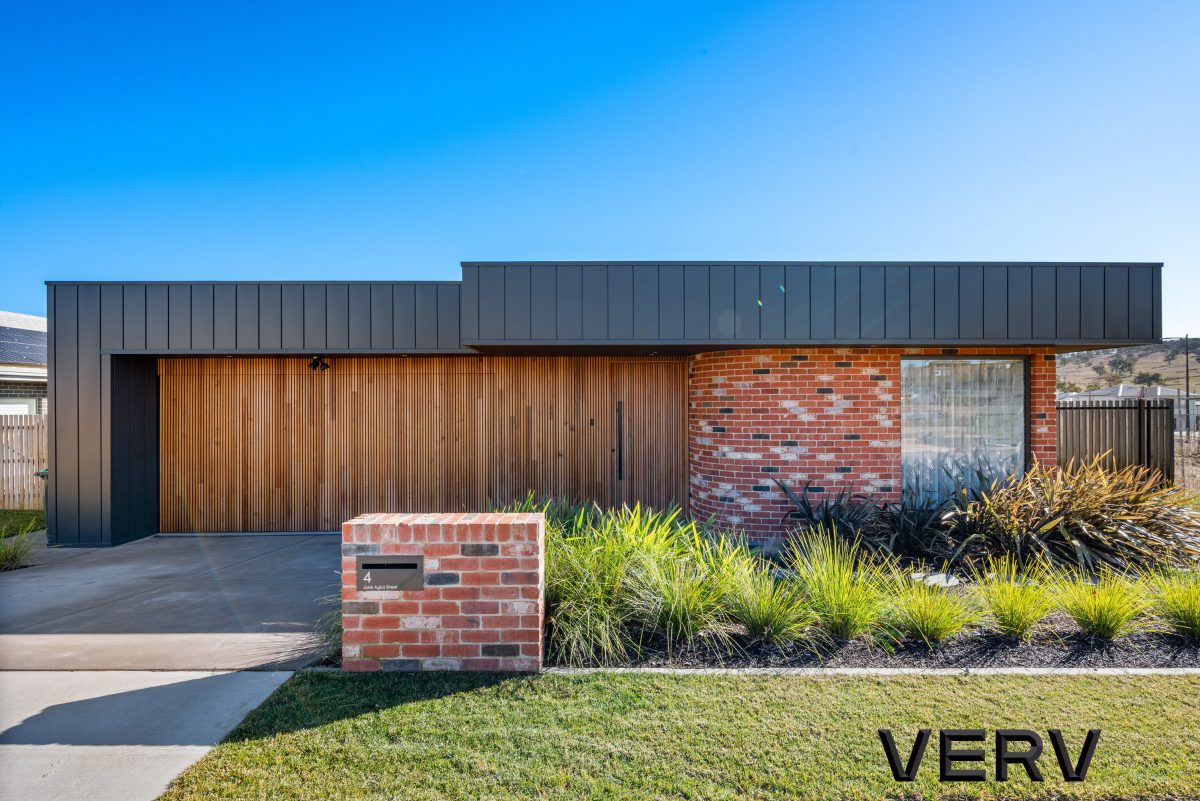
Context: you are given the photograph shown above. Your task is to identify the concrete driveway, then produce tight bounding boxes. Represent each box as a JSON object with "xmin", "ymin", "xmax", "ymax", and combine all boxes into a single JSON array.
[
  {"xmin": 0, "ymin": 670, "xmax": 290, "ymax": 801},
  {"xmin": 0, "ymin": 533, "xmax": 340, "ymax": 670}
]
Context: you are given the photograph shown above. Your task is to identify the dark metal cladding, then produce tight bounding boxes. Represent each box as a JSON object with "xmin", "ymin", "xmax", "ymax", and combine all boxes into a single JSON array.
[
  {"xmin": 45, "ymin": 263, "xmax": 1160, "ymax": 544},
  {"xmin": 456, "ymin": 262, "xmax": 1159, "ymax": 346}
]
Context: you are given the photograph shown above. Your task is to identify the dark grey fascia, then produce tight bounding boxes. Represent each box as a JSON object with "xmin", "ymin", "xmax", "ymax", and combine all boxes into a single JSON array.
[{"xmin": 459, "ymin": 262, "xmax": 1162, "ymax": 348}]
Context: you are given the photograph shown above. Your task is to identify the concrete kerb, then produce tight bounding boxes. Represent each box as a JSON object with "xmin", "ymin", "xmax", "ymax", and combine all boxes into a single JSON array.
[
  {"xmin": 546, "ymin": 666, "xmax": 1200, "ymax": 677},
  {"xmin": 300, "ymin": 665, "xmax": 1200, "ymax": 677}
]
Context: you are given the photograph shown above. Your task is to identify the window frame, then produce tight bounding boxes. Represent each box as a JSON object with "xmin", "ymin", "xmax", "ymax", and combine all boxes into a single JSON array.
[{"xmin": 898, "ymin": 354, "xmax": 1032, "ymax": 496}]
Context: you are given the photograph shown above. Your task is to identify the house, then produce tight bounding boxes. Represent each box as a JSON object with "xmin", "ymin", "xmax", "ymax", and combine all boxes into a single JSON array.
[
  {"xmin": 46, "ymin": 262, "xmax": 1162, "ymax": 545},
  {"xmin": 0, "ymin": 311, "xmax": 48, "ymax": 415},
  {"xmin": 1059, "ymin": 383, "xmax": 1199, "ymax": 432}
]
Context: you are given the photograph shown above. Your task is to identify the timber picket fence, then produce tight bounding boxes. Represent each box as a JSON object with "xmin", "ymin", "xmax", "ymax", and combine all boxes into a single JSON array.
[{"xmin": 0, "ymin": 414, "xmax": 48, "ymax": 510}]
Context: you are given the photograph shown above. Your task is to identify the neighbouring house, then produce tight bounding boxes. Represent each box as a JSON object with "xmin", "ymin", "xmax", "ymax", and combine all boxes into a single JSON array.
[
  {"xmin": 46, "ymin": 262, "xmax": 1162, "ymax": 545},
  {"xmin": 1059, "ymin": 383, "xmax": 1199, "ymax": 432},
  {"xmin": 0, "ymin": 310, "xmax": 48, "ymax": 415}
]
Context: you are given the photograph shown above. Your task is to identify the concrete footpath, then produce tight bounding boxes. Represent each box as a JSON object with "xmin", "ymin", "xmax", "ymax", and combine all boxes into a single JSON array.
[
  {"xmin": 0, "ymin": 670, "xmax": 290, "ymax": 801},
  {"xmin": 0, "ymin": 533, "xmax": 336, "ymax": 800}
]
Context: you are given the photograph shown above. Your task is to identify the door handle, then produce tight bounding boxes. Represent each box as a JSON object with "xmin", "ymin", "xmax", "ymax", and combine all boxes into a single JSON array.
[{"xmin": 616, "ymin": 400, "xmax": 623, "ymax": 481}]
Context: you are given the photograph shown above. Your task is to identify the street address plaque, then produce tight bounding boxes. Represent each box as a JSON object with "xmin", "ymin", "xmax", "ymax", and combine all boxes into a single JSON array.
[{"xmin": 355, "ymin": 555, "xmax": 424, "ymax": 591}]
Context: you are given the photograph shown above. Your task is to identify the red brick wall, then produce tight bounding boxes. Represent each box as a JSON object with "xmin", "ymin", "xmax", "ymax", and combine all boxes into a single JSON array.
[
  {"xmin": 341, "ymin": 512, "xmax": 544, "ymax": 672},
  {"xmin": 688, "ymin": 347, "xmax": 1056, "ymax": 540}
]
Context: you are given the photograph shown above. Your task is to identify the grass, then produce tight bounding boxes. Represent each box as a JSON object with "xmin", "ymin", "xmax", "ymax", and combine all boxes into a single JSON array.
[
  {"xmin": 0, "ymin": 509, "xmax": 44, "ymax": 537},
  {"xmin": 970, "ymin": 556, "xmax": 1056, "ymax": 641},
  {"xmin": 160, "ymin": 671, "xmax": 1200, "ymax": 801},
  {"xmin": 544, "ymin": 505, "xmax": 692, "ymax": 665},
  {"xmin": 1054, "ymin": 569, "xmax": 1151, "ymax": 640}
]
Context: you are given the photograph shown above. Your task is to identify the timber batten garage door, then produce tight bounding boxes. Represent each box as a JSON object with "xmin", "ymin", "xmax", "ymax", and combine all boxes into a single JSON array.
[{"xmin": 158, "ymin": 356, "xmax": 687, "ymax": 531}]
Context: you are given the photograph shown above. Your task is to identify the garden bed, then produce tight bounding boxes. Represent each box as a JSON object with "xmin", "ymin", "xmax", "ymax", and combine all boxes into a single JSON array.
[{"xmin": 605, "ymin": 618, "xmax": 1200, "ymax": 670}]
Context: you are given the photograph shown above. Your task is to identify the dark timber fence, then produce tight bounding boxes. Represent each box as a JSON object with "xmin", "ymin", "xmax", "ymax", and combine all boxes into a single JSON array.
[{"xmin": 1056, "ymin": 398, "xmax": 1175, "ymax": 481}]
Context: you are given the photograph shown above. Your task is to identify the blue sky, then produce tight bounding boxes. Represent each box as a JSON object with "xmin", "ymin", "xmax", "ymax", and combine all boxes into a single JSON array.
[{"xmin": 2, "ymin": 1, "xmax": 1197, "ymax": 335}]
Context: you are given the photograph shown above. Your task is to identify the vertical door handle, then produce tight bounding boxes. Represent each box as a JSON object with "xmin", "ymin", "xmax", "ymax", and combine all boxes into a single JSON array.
[{"xmin": 616, "ymin": 400, "xmax": 623, "ymax": 481}]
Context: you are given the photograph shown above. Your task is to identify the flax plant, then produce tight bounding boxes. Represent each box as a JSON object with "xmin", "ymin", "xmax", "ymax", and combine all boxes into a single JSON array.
[{"xmin": 946, "ymin": 457, "xmax": 1200, "ymax": 571}]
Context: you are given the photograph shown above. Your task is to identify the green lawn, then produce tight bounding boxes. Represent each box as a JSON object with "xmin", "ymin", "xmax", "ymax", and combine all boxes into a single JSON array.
[
  {"xmin": 161, "ymin": 672, "xmax": 1200, "ymax": 801},
  {"xmin": 0, "ymin": 509, "xmax": 44, "ymax": 537}
]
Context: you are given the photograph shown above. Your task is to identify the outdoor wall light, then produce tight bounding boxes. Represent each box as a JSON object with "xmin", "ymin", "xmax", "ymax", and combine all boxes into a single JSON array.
[{"xmin": 309, "ymin": 355, "xmax": 331, "ymax": 372}]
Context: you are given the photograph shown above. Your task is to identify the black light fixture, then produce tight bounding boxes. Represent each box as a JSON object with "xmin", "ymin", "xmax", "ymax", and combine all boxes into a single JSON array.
[{"xmin": 309, "ymin": 355, "xmax": 330, "ymax": 372}]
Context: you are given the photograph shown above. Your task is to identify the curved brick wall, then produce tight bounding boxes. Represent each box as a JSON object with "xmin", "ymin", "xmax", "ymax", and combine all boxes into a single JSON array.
[{"xmin": 688, "ymin": 347, "xmax": 1057, "ymax": 540}]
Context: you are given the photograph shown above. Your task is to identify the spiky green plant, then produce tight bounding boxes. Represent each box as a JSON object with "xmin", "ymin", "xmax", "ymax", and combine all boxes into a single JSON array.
[
  {"xmin": 786, "ymin": 528, "xmax": 896, "ymax": 640},
  {"xmin": 543, "ymin": 503, "xmax": 713, "ymax": 664},
  {"xmin": 545, "ymin": 505, "xmax": 669, "ymax": 665},
  {"xmin": 885, "ymin": 577, "xmax": 977, "ymax": 647},
  {"xmin": 0, "ymin": 515, "xmax": 37, "ymax": 571},
  {"xmin": 727, "ymin": 569, "xmax": 816, "ymax": 645},
  {"xmin": 314, "ymin": 593, "xmax": 343, "ymax": 660},
  {"xmin": 1053, "ymin": 568, "xmax": 1151, "ymax": 640},
  {"xmin": 970, "ymin": 556, "xmax": 1056, "ymax": 641},
  {"xmin": 772, "ymin": 479, "xmax": 881, "ymax": 536},
  {"xmin": 625, "ymin": 527, "xmax": 755, "ymax": 647},
  {"xmin": 1148, "ymin": 570, "xmax": 1200, "ymax": 639}
]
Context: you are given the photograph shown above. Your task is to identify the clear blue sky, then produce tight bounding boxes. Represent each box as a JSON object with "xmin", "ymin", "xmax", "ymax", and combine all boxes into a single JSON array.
[{"xmin": 2, "ymin": 1, "xmax": 1197, "ymax": 335}]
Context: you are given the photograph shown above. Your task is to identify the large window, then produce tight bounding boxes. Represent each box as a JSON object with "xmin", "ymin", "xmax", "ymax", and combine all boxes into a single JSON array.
[{"xmin": 900, "ymin": 358, "xmax": 1026, "ymax": 501}]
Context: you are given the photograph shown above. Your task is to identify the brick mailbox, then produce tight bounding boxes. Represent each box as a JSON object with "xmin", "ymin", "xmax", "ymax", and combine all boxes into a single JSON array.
[{"xmin": 341, "ymin": 512, "xmax": 544, "ymax": 672}]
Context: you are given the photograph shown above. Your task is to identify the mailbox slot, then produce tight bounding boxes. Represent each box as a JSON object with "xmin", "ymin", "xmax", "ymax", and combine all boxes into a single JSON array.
[{"xmin": 355, "ymin": 555, "xmax": 424, "ymax": 591}]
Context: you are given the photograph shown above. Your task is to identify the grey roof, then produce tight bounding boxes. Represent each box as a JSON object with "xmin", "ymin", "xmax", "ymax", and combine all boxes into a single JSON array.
[{"xmin": 0, "ymin": 324, "xmax": 47, "ymax": 366}]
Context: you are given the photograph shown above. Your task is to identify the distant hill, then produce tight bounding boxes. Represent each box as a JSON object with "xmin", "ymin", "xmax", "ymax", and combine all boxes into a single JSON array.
[{"xmin": 1056, "ymin": 341, "xmax": 1200, "ymax": 393}]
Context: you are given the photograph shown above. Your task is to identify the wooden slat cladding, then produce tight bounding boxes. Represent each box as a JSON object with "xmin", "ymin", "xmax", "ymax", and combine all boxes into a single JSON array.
[
  {"xmin": 158, "ymin": 355, "xmax": 688, "ymax": 531},
  {"xmin": 1057, "ymin": 398, "xmax": 1175, "ymax": 481},
  {"xmin": 612, "ymin": 362, "xmax": 688, "ymax": 508}
]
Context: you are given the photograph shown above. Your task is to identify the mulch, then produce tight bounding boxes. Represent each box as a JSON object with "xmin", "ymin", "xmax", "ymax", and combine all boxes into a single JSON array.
[{"xmin": 548, "ymin": 615, "xmax": 1200, "ymax": 669}]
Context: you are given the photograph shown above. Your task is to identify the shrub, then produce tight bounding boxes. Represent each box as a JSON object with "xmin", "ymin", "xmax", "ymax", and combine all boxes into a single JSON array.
[
  {"xmin": 944, "ymin": 457, "xmax": 1200, "ymax": 571},
  {"xmin": 772, "ymin": 480, "xmax": 881, "ymax": 537},
  {"xmin": 626, "ymin": 529, "xmax": 754, "ymax": 647},
  {"xmin": 544, "ymin": 505, "xmax": 682, "ymax": 665},
  {"xmin": 314, "ymin": 593, "xmax": 342, "ymax": 660},
  {"xmin": 1053, "ymin": 568, "xmax": 1151, "ymax": 640},
  {"xmin": 727, "ymin": 569, "xmax": 816, "ymax": 645},
  {"xmin": 873, "ymin": 495, "xmax": 957, "ymax": 562},
  {"xmin": 970, "ymin": 556, "xmax": 1056, "ymax": 641},
  {"xmin": 1148, "ymin": 570, "xmax": 1200, "ymax": 639},
  {"xmin": 787, "ymin": 529, "xmax": 895, "ymax": 640},
  {"xmin": 0, "ymin": 514, "xmax": 38, "ymax": 571},
  {"xmin": 885, "ymin": 578, "xmax": 977, "ymax": 647},
  {"xmin": 0, "ymin": 533, "xmax": 32, "ymax": 571},
  {"xmin": 772, "ymin": 480, "xmax": 961, "ymax": 562}
]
